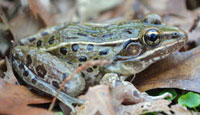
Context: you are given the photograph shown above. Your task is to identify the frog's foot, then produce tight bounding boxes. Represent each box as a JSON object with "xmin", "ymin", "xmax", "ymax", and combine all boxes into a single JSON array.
[
  {"xmin": 58, "ymin": 92, "xmax": 85, "ymax": 113},
  {"xmin": 141, "ymin": 92, "xmax": 172, "ymax": 101},
  {"xmin": 100, "ymin": 73, "xmax": 172, "ymax": 104},
  {"xmin": 111, "ymin": 81, "xmax": 172, "ymax": 104}
]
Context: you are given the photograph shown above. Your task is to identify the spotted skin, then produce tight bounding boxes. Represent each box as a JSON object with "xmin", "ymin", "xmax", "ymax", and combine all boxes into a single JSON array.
[{"xmin": 12, "ymin": 13, "xmax": 187, "ymax": 113}]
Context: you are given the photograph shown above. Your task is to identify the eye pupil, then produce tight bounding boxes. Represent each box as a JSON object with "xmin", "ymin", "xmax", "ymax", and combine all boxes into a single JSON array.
[
  {"xmin": 147, "ymin": 33, "xmax": 158, "ymax": 41},
  {"xmin": 143, "ymin": 29, "xmax": 161, "ymax": 46}
]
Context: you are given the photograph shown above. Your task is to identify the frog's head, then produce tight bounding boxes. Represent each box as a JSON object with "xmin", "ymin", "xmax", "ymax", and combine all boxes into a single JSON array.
[{"xmin": 104, "ymin": 13, "xmax": 188, "ymax": 75}]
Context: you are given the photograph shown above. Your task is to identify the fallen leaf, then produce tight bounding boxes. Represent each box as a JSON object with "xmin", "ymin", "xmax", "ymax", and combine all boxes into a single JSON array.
[
  {"xmin": 3, "ymin": 57, "xmax": 18, "ymax": 84},
  {"xmin": 178, "ymin": 92, "xmax": 200, "ymax": 108},
  {"xmin": 77, "ymin": 0, "xmax": 122, "ymax": 21},
  {"xmin": 9, "ymin": 7, "xmax": 41, "ymax": 41},
  {"xmin": 28, "ymin": 0, "xmax": 55, "ymax": 26},
  {"xmin": 141, "ymin": 0, "xmax": 189, "ymax": 16},
  {"xmin": 76, "ymin": 84, "xmax": 196, "ymax": 115},
  {"xmin": 0, "ymin": 78, "xmax": 53, "ymax": 115},
  {"xmin": 134, "ymin": 46, "xmax": 200, "ymax": 93},
  {"xmin": 76, "ymin": 85, "xmax": 115, "ymax": 115},
  {"xmin": 116, "ymin": 99, "xmax": 197, "ymax": 115}
]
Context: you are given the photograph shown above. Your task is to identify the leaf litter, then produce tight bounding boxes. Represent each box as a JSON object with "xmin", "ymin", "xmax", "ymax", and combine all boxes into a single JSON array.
[
  {"xmin": 0, "ymin": 78, "xmax": 54, "ymax": 115},
  {"xmin": 0, "ymin": 0, "xmax": 200, "ymax": 114}
]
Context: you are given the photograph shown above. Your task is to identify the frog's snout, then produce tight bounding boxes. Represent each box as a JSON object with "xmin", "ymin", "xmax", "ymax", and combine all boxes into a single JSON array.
[
  {"xmin": 178, "ymin": 29, "xmax": 188, "ymax": 43},
  {"xmin": 171, "ymin": 28, "xmax": 188, "ymax": 43}
]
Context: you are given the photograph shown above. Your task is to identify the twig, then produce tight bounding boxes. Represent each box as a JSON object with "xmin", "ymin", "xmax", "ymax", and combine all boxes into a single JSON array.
[
  {"xmin": 189, "ymin": 16, "xmax": 200, "ymax": 32},
  {"xmin": 0, "ymin": 7, "xmax": 16, "ymax": 40},
  {"xmin": 48, "ymin": 60, "xmax": 111, "ymax": 111}
]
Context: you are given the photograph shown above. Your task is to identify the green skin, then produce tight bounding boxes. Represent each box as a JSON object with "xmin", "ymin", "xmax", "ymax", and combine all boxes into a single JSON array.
[{"xmin": 12, "ymin": 14, "xmax": 187, "ymax": 113}]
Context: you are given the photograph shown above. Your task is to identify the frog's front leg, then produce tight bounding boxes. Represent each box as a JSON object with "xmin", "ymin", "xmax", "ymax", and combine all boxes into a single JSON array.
[
  {"xmin": 100, "ymin": 73, "xmax": 172, "ymax": 104},
  {"xmin": 12, "ymin": 46, "xmax": 85, "ymax": 113}
]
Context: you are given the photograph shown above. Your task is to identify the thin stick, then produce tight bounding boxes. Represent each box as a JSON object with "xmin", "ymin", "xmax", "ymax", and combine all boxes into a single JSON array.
[
  {"xmin": 48, "ymin": 60, "xmax": 111, "ymax": 111},
  {"xmin": 0, "ymin": 7, "xmax": 16, "ymax": 40}
]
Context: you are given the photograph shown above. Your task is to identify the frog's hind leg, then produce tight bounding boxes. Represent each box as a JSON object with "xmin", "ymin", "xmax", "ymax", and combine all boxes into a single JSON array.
[{"xmin": 12, "ymin": 56, "xmax": 85, "ymax": 113}]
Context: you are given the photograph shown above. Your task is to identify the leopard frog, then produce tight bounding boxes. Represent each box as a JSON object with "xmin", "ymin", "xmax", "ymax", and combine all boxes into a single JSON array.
[{"xmin": 12, "ymin": 14, "xmax": 187, "ymax": 112}]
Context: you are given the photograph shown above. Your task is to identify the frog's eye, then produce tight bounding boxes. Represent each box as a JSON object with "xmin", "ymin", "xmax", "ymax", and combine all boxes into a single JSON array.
[{"xmin": 143, "ymin": 29, "xmax": 161, "ymax": 46}]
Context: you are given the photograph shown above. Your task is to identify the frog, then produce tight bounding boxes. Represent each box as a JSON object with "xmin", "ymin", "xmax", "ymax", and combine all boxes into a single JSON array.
[{"xmin": 12, "ymin": 13, "xmax": 187, "ymax": 113}]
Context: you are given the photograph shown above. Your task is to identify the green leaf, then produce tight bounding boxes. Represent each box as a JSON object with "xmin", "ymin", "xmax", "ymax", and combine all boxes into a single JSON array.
[
  {"xmin": 143, "ymin": 112, "xmax": 157, "ymax": 115},
  {"xmin": 56, "ymin": 112, "xmax": 63, "ymax": 115},
  {"xmin": 159, "ymin": 89, "xmax": 177, "ymax": 101},
  {"xmin": 178, "ymin": 92, "xmax": 200, "ymax": 108}
]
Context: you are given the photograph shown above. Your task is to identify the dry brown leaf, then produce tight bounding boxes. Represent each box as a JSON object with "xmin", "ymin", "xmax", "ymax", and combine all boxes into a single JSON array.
[
  {"xmin": 116, "ymin": 99, "xmax": 197, "ymax": 115},
  {"xmin": 28, "ymin": 0, "xmax": 55, "ymax": 26},
  {"xmin": 9, "ymin": 8, "xmax": 41, "ymax": 41},
  {"xmin": 3, "ymin": 57, "xmax": 18, "ymax": 84},
  {"xmin": 142, "ymin": 0, "xmax": 189, "ymax": 16},
  {"xmin": 77, "ymin": 0, "xmax": 122, "ymax": 22},
  {"xmin": 134, "ymin": 46, "xmax": 200, "ymax": 93},
  {"xmin": 76, "ymin": 85, "xmax": 115, "ymax": 115},
  {"xmin": 0, "ymin": 78, "xmax": 53, "ymax": 115},
  {"xmin": 76, "ymin": 84, "xmax": 196, "ymax": 115}
]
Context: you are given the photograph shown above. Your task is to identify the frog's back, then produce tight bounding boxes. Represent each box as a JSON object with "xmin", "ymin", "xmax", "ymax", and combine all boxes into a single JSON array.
[{"xmin": 19, "ymin": 21, "xmax": 146, "ymax": 48}]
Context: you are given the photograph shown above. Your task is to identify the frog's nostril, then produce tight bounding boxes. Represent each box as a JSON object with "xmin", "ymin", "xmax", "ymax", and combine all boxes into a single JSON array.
[{"xmin": 171, "ymin": 32, "xmax": 179, "ymax": 39}]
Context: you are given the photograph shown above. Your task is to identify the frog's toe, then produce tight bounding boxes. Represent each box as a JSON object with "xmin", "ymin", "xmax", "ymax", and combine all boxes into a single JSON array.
[
  {"xmin": 149, "ymin": 92, "xmax": 172, "ymax": 100},
  {"xmin": 57, "ymin": 92, "xmax": 85, "ymax": 113}
]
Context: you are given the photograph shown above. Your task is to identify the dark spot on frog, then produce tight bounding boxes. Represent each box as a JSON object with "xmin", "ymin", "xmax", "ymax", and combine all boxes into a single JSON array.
[
  {"xmin": 23, "ymin": 70, "xmax": 29, "ymax": 77},
  {"xmin": 36, "ymin": 65, "xmax": 47, "ymax": 78},
  {"xmin": 32, "ymin": 78, "xmax": 37, "ymax": 84},
  {"xmin": 41, "ymin": 31, "xmax": 49, "ymax": 36},
  {"xmin": 26, "ymin": 55, "xmax": 32, "ymax": 66},
  {"xmin": 81, "ymin": 72, "xmax": 85, "ymax": 78},
  {"xmin": 102, "ymin": 34, "xmax": 113, "ymax": 38},
  {"xmin": 37, "ymin": 40, "xmax": 42, "ymax": 47},
  {"xmin": 78, "ymin": 64, "xmax": 82, "ymax": 67},
  {"xmin": 94, "ymin": 58, "xmax": 98, "ymax": 60},
  {"xmin": 62, "ymin": 73, "xmax": 69, "ymax": 80},
  {"xmin": 19, "ymin": 42, "xmax": 24, "ymax": 46},
  {"xmin": 99, "ymin": 49, "xmax": 109, "ymax": 55},
  {"xmin": 19, "ymin": 63, "xmax": 24, "ymax": 69},
  {"xmin": 143, "ymin": 18, "xmax": 148, "ymax": 23},
  {"xmin": 86, "ymin": 67, "xmax": 93, "ymax": 72},
  {"xmin": 77, "ymin": 33, "xmax": 88, "ymax": 37},
  {"xmin": 123, "ymin": 29, "xmax": 133, "ymax": 34},
  {"xmin": 85, "ymin": 76, "xmax": 91, "ymax": 81},
  {"xmin": 28, "ymin": 37, "xmax": 36, "ymax": 42},
  {"xmin": 93, "ymin": 65, "xmax": 97, "ymax": 69},
  {"xmin": 60, "ymin": 47, "xmax": 67, "ymax": 55},
  {"xmin": 144, "ymin": 18, "xmax": 161, "ymax": 25},
  {"xmin": 79, "ymin": 56, "xmax": 87, "ymax": 62},
  {"xmin": 67, "ymin": 61, "xmax": 73, "ymax": 65},
  {"xmin": 154, "ymin": 20, "xmax": 161, "ymax": 25},
  {"xmin": 87, "ymin": 44, "xmax": 94, "ymax": 51},
  {"xmin": 48, "ymin": 36, "xmax": 54, "ymax": 44},
  {"xmin": 72, "ymin": 44, "xmax": 79, "ymax": 52},
  {"xmin": 52, "ymin": 80, "xmax": 60, "ymax": 88},
  {"xmin": 170, "ymin": 110, "xmax": 175, "ymax": 114}
]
